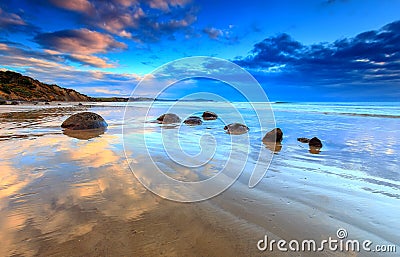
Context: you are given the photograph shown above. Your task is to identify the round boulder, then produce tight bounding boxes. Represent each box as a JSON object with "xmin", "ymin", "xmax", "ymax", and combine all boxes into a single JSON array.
[
  {"xmin": 309, "ymin": 137, "xmax": 323, "ymax": 148},
  {"xmin": 184, "ymin": 116, "xmax": 203, "ymax": 126},
  {"xmin": 262, "ymin": 128, "xmax": 283, "ymax": 143},
  {"xmin": 224, "ymin": 123, "xmax": 249, "ymax": 135},
  {"xmin": 202, "ymin": 111, "xmax": 218, "ymax": 120},
  {"xmin": 157, "ymin": 113, "xmax": 181, "ymax": 124},
  {"xmin": 61, "ymin": 112, "xmax": 108, "ymax": 130}
]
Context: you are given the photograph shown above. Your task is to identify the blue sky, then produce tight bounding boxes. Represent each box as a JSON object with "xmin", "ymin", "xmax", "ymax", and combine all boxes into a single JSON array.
[{"xmin": 0, "ymin": 0, "xmax": 399, "ymax": 101}]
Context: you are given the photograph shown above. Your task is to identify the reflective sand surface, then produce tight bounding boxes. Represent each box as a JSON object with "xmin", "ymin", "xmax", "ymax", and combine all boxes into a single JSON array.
[{"xmin": 0, "ymin": 102, "xmax": 399, "ymax": 256}]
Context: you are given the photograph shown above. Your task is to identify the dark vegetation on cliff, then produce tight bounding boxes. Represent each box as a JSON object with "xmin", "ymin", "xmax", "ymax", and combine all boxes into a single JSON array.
[{"xmin": 0, "ymin": 70, "xmax": 92, "ymax": 102}]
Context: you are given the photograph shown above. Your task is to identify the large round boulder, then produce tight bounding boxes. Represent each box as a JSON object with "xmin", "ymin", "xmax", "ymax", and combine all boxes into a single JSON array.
[
  {"xmin": 262, "ymin": 128, "xmax": 283, "ymax": 143},
  {"xmin": 61, "ymin": 112, "xmax": 108, "ymax": 130},
  {"xmin": 224, "ymin": 123, "xmax": 249, "ymax": 135},
  {"xmin": 184, "ymin": 116, "xmax": 203, "ymax": 126},
  {"xmin": 157, "ymin": 113, "xmax": 181, "ymax": 124},
  {"xmin": 202, "ymin": 111, "xmax": 218, "ymax": 120}
]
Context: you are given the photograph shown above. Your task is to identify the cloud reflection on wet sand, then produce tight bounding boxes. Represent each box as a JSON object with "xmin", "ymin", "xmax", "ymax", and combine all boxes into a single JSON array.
[{"xmin": 0, "ymin": 132, "xmax": 160, "ymax": 256}]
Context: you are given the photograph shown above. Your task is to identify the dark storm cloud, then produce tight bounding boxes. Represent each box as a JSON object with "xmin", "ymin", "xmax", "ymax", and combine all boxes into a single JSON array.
[{"xmin": 236, "ymin": 20, "xmax": 400, "ymax": 86}]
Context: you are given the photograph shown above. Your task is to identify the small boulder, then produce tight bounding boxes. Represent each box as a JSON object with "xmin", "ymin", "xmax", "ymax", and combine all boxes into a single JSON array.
[
  {"xmin": 262, "ymin": 128, "xmax": 283, "ymax": 143},
  {"xmin": 184, "ymin": 116, "xmax": 203, "ymax": 126},
  {"xmin": 297, "ymin": 137, "xmax": 310, "ymax": 143},
  {"xmin": 61, "ymin": 112, "xmax": 108, "ymax": 130},
  {"xmin": 78, "ymin": 103, "xmax": 83, "ymax": 106},
  {"xmin": 202, "ymin": 111, "xmax": 218, "ymax": 120},
  {"xmin": 45, "ymin": 102, "xmax": 50, "ymax": 105},
  {"xmin": 11, "ymin": 101, "xmax": 19, "ymax": 105},
  {"xmin": 309, "ymin": 137, "xmax": 323, "ymax": 148},
  {"xmin": 157, "ymin": 113, "xmax": 181, "ymax": 124},
  {"xmin": 0, "ymin": 99, "xmax": 6, "ymax": 105},
  {"xmin": 224, "ymin": 123, "xmax": 249, "ymax": 135}
]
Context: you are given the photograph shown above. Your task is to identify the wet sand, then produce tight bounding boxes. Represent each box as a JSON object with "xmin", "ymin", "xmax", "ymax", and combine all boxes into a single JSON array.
[{"xmin": 0, "ymin": 103, "xmax": 399, "ymax": 256}]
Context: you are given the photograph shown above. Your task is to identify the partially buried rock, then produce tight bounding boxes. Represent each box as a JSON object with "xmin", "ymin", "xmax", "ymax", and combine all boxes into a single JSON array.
[
  {"xmin": 61, "ymin": 112, "xmax": 108, "ymax": 130},
  {"xmin": 224, "ymin": 123, "xmax": 249, "ymax": 135},
  {"xmin": 262, "ymin": 128, "xmax": 283, "ymax": 143},
  {"xmin": 0, "ymin": 99, "xmax": 6, "ymax": 105},
  {"xmin": 309, "ymin": 137, "xmax": 323, "ymax": 148},
  {"xmin": 202, "ymin": 111, "xmax": 218, "ymax": 120},
  {"xmin": 184, "ymin": 116, "xmax": 203, "ymax": 126},
  {"xmin": 11, "ymin": 101, "xmax": 19, "ymax": 105},
  {"xmin": 157, "ymin": 113, "xmax": 181, "ymax": 124},
  {"xmin": 297, "ymin": 137, "xmax": 310, "ymax": 143}
]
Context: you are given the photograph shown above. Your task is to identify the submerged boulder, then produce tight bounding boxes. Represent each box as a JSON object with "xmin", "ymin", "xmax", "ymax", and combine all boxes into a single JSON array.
[
  {"xmin": 61, "ymin": 112, "xmax": 108, "ymax": 130},
  {"xmin": 297, "ymin": 137, "xmax": 310, "ymax": 143},
  {"xmin": 224, "ymin": 123, "xmax": 249, "ymax": 135},
  {"xmin": 184, "ymin": 116, "xmax": 203, "ymax": 126},
  {"xmin": 157, "ymin": 113, "xmax": 181, "ymax": 124},
  {"xmin": 202, "ymin": 111, "xmax": 218, "ymax": 120},
  {"xmin": 262, "ymin": 128, "xmax": 283, "ymax": 143}
]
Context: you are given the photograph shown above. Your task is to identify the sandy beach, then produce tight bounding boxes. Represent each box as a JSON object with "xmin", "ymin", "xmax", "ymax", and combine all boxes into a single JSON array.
[{"xmin": 0, "ymin": 102, "xmax": 399, "ymax": 256}]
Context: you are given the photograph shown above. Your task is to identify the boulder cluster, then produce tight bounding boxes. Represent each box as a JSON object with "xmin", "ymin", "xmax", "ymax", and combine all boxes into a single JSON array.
[
  {"xmin": 60, "ymin": 110, "xmax": 323, "ymax": 153},
  {"xmin": 156, "ymin": 111, "xmax": 247, "ymax": 135}
]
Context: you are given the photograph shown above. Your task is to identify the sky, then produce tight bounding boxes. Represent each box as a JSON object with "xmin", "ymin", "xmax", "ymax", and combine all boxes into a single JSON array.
[{"xmin": 0, "ymin": 0, "xmax": 399, "ymax": 101}]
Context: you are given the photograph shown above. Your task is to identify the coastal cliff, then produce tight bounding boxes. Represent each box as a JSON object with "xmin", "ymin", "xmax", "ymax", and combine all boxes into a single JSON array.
[{"xmin": 0, "ymin": 71, "xmax": 92, "ymax": 102}]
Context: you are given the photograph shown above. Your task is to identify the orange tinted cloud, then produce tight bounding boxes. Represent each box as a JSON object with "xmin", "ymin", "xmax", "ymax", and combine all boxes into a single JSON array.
[
  {"xmin": 35, "ymin": 29, "xmax": 127, "ymax": 55},
  {"xmin": 69, "ymin": 54, "xmax": 115, "ymax": 68},
  {"xmin": 49, "ymin": 0, "xmax": 93, "ymax": 13}
]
